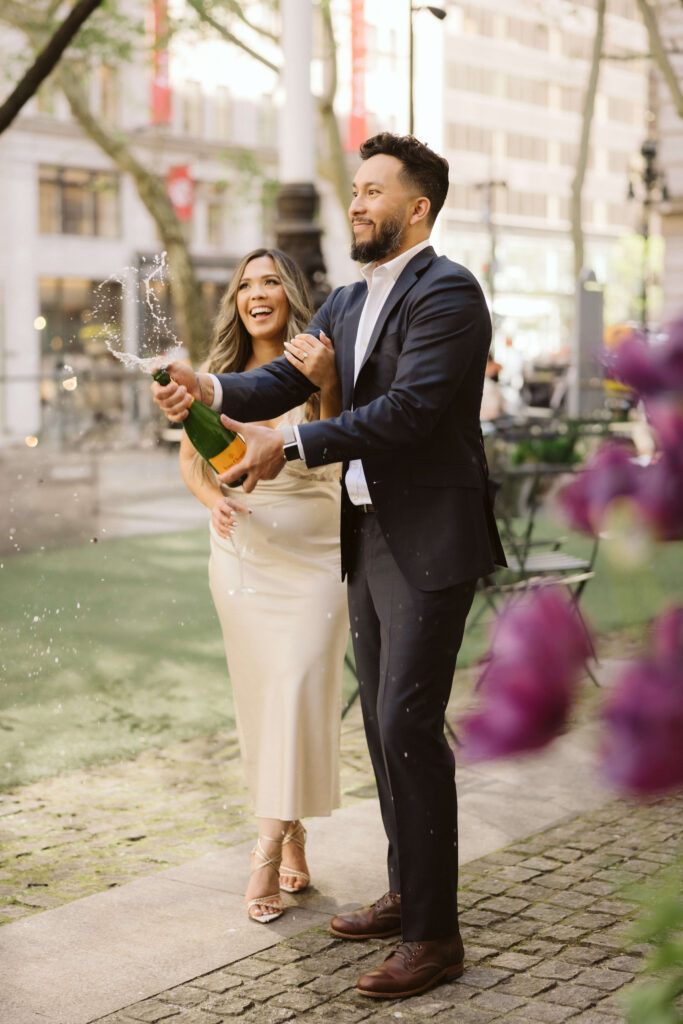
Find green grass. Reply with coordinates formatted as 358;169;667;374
458;510;683;668
1;518;681;791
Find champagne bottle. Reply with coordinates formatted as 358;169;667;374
153;367;246;486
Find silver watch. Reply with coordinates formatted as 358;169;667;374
281;424;301;462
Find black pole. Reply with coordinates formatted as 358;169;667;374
275;183;330;311
640;139;657;335
409;3;415;135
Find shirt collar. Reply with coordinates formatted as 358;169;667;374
360;238;432;289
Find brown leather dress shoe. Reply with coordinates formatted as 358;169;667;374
330;891;401;940
356;934;464;999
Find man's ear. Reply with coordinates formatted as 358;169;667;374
410;197;431;226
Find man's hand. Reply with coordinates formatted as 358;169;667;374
216;416;287;494
151;361;205;422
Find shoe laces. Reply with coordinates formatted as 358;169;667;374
376;891;400;910
391;940;423;965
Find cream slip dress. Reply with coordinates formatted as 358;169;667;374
208;406;349;821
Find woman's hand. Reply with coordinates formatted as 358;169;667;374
284;331;338;391
151;361;215;422
210;494;251;539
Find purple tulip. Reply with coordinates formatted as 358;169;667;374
459;661;575;759
637;452;683;542
600;610;683;795
459;588;591;761
605;315;683;395
653;605;683;664
645;399;683;469
488;585;592;674
558;443;643;536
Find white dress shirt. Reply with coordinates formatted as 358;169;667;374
209;238;432;505
344;239;432;505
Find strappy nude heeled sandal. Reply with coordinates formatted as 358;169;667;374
246;835;284;923
279;821;310;893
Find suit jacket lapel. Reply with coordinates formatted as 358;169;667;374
357;246;435;379
340;288;365;410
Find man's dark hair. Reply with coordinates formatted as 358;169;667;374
359;133;449;226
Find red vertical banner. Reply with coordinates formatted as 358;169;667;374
348;0;367;151
151;0;172;125
166;165;194;220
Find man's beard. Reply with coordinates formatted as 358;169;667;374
350;214;405;263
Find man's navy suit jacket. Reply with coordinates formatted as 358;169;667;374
216;245;506;591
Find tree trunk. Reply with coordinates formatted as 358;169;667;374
57;65;209;362
0;0;103;134
570;0;606;282
635;0;683;118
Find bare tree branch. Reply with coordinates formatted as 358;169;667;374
212;0;278;43
0;0;103;133
635;0;683;117
570;0;606;281
185;0;279;72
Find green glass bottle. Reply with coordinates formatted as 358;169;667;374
153;367;246;486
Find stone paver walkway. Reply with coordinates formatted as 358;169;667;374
87;794;682;1024
1;635;680;1024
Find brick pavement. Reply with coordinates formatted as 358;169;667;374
84;793;682;1024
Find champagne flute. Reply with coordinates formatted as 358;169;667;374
228;508;255;595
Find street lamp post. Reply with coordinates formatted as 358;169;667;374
627;138;669;334
409;4;447;135
474;178;507;344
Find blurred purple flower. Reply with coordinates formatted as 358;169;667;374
637;451;683;541
600;606;683;795
653;605;683;664
645;399;683;469
489;585;591;673
605;317;683;396
558;443;643;536
459;588;592;761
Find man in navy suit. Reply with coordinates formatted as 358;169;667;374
153;133;505;999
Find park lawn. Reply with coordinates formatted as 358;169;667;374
1;520;681;790
458;510;683;667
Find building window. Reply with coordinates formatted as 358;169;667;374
204;183;225;247
446;122;492;154
506;190;547;218
38;166;120;237
506;16;549;51
39;276;123;360
608;149;630;175
446;182;482;213
562;32;592;59
97;65;118;122
607;95;638;124
258;98;277;145
506;133;548;162
462;6;495;35
182;80;203;136
560;86;583;113
214;85;233;139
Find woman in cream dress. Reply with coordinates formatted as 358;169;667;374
179;249;348;923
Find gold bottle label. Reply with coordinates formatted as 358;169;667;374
209;435;246;473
